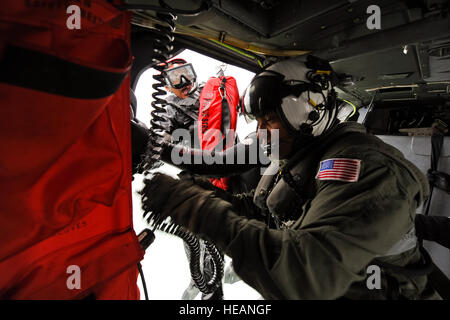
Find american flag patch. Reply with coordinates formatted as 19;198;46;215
316;158;361;182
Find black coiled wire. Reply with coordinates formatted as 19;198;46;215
139;8;224;296
142;11;176;172
157;222;224;295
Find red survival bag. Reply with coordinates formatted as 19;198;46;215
0;1;144;299
197;76;239;190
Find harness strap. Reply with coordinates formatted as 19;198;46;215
423;134;444;216
375;246;434;278
220;77;232;139
0;45;128;99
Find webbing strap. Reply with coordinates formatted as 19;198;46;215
0;45;128;99
423;134;444;216
220;77;231;135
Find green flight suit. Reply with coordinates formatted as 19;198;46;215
190;122;439;299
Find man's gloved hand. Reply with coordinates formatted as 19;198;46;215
178;171;234;201
141;173;230;233
178;172;262;220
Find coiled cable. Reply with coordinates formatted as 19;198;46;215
143;215;224;295
141;11;176;172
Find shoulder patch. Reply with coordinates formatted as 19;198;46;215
316;158;361;182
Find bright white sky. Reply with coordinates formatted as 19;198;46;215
132;49;261;300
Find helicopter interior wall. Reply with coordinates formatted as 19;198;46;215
331;39;450;106
362;100;450;135
331;47;422;103
377;134;450;278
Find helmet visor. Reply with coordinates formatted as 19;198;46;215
240;71;285;122
240;87;255;123
164;63;196;89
